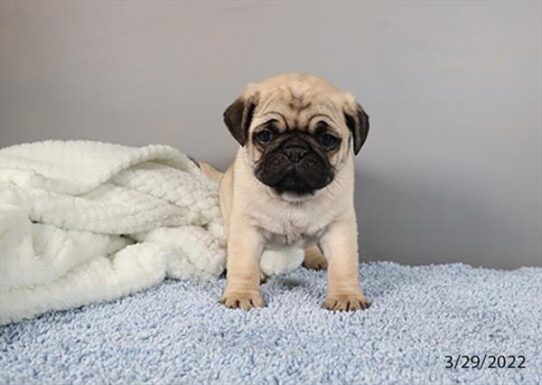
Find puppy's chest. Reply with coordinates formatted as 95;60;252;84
252;204;332;246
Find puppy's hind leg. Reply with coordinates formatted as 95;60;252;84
303;243;328;270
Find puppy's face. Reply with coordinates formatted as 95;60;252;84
224;74;369;197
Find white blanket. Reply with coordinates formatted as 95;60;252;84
0;141;302;324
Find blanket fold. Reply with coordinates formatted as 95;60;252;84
0;141;227;324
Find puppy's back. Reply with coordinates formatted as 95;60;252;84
199;161;223;184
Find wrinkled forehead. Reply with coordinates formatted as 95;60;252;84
251;86;348;132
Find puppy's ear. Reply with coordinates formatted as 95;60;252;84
223;96;257;146
344;103;370;155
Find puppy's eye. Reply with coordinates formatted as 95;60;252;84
319;133;339;149
255;129;273;144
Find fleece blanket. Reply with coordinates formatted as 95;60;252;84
0;141;301;325
0;262;540;385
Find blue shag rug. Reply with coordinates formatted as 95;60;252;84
1;262;541;385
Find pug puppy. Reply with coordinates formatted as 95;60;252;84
201;73;370;311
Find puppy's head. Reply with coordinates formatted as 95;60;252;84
224;73;369;197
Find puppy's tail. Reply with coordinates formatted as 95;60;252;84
198;161;224;184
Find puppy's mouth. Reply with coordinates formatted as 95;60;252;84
271;169;329;195
254;147;334;196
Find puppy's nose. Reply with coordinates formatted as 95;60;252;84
284;146;308;163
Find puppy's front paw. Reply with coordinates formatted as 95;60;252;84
323;292;371;311
220;291;266;310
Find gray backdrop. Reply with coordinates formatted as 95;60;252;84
1;1;541;268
